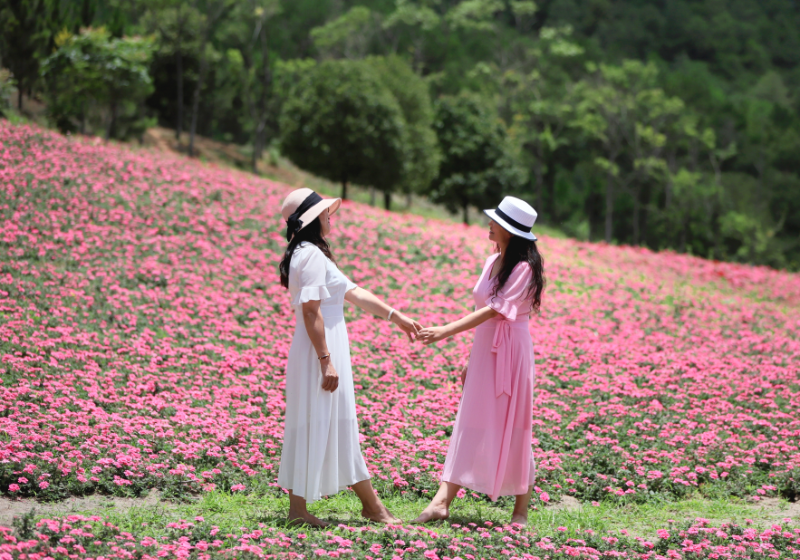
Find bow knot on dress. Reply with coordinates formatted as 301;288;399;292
491;320;514;398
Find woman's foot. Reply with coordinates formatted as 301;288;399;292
361;505;402;525
411;503;450;524
510;513;528;526
287;511;329;528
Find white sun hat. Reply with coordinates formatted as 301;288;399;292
280;188;341;241
484;196;538;241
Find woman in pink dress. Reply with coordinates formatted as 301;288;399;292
414;196;545;525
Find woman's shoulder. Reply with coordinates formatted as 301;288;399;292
510;259;532;279
291;242;328;264
485;253;501;266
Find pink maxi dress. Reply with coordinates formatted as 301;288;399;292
442;253;536;500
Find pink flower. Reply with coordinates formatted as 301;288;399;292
539;492;550;503
38;481;49;490
8;484;19;493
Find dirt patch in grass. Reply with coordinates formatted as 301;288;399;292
0;491;167;529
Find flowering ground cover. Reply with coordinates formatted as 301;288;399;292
0;121;799;558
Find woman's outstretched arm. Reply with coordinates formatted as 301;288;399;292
344;287;423;341
416;306;498;345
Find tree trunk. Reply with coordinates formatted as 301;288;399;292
534;140;544;213
341;179;348;200
605;172;613;243
679;218;687;253
369;187;376;206
176;49;183;141
17;86;23;111
463;203;469;225
632;187;640;245
252;117;266;173
188;48;210;158
383;191;391;210
535;161;544;215
106;98;117;142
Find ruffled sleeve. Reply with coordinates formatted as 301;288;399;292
485;261;532;321
344;277;357;292
291;245;331;306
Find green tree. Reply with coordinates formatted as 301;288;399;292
279;59;409;202
366;55;440;209
0;68;16;117
141;0;203;142
187;0;234;157
41;27;155;140
429;92;526;224
310;6;376;60
571;60;683;243
0;0;53;110
224;0;281;171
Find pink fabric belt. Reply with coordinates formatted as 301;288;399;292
488;317;529;398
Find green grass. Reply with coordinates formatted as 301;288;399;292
34;489;793;542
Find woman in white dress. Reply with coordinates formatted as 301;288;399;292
277;188;422;527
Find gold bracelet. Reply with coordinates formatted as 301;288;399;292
318;354;331;360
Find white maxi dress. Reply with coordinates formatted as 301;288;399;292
277;242;370;503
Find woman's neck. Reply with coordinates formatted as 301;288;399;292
498;242;508;261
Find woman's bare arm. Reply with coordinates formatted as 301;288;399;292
344;286;422;340
301;299;338;392
416;306;499;345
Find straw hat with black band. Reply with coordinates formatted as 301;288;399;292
483;196;538;241
281;188;342;242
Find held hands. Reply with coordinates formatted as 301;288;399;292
416;326;449;345
390;310;423;342
320;357;339;392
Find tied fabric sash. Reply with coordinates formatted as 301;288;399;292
286;192;323;241
491;321;513;397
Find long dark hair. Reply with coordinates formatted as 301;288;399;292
491;236;546;313
279;218;335;288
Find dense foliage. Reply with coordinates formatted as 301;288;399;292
40;27;155;139
1;0;799;269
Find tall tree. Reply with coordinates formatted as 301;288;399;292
0;0;52;110
40;27;155;140
142;0;202;142
188;0;233;158
227;0;281;172
429;92;526;224
366;55;440;209
571;60;682;244
279;59;409;202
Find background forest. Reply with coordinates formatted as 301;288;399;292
1;0;799;270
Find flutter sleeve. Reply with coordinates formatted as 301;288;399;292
485;262;532;321
292;245;331;306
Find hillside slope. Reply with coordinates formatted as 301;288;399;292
1;122;799;557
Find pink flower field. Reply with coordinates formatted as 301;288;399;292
1;121;799;558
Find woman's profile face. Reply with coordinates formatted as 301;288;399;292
320;208;331;237
488;219;511;245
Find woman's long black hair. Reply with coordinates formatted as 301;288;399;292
279;218;335;288
491;235;546;313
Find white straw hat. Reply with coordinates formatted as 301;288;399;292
281;188;341;241
484;196;538;241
